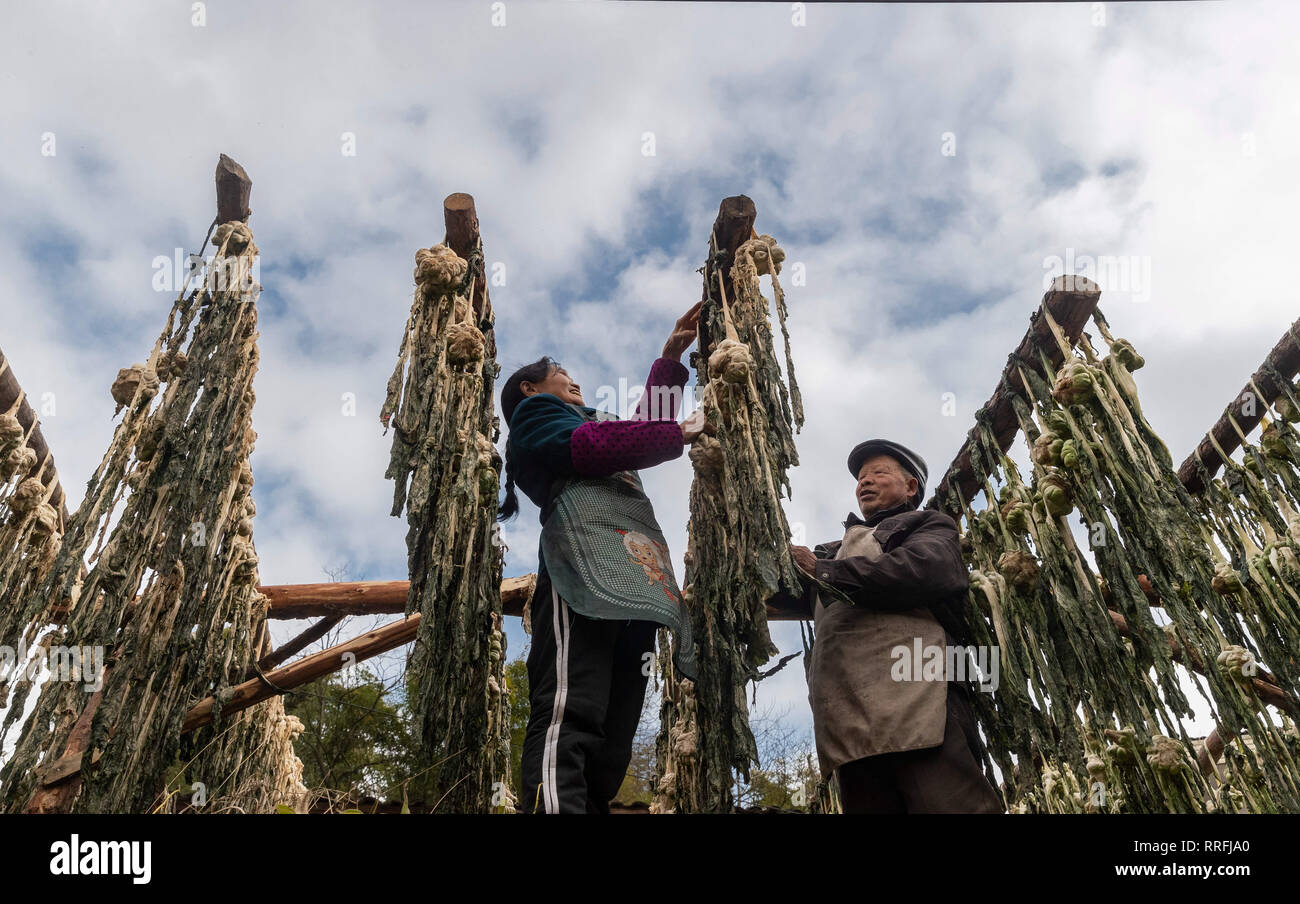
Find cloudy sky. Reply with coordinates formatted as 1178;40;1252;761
2;0;1296;749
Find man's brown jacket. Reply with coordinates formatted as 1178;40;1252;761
783;501;972;777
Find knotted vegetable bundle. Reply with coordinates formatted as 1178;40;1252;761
1;221;305;813
654;231;804;813
946;306;1300;813
382;240;511;814
0;378;65;644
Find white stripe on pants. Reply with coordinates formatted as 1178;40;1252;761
540;586;571;814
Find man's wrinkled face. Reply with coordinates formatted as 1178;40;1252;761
855;454;917;516
523;366;584;407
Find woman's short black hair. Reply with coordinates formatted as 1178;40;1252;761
498;356;560;521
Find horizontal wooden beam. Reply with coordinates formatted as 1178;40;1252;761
183;613;421;733
260;575;537;619
1177;316;1300;493
207;574;819;733
260;573;816;621
925;275;1102;518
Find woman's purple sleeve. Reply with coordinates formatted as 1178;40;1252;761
570;357;690;476
570;419;685;476
632;357;689;421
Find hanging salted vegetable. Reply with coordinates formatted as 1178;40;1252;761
943;304;1300;813
0;217;306;813
181;686;309;813
381;239;511;814
654;226;804;814
1182;363;1300;810
0;381;65;648
178;476;310;814
1190;371;1300;691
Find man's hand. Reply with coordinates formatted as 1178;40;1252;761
680;408;715;444
663;301;703;361
791;544;817;576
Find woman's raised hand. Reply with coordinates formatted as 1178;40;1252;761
662;301;703;361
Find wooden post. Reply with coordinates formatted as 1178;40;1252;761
925;275;1102;517
215;154;252;224
23;661;114;810
697;195;757;359
443;192;491;321
1177;316;1300;493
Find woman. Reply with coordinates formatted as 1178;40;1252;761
500;302;708;814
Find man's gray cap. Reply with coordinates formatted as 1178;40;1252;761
847;439;928;507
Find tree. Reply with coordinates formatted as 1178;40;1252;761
615;691;661;805
504;654;530;802
277;562;432;810
284;665;416;806
734;704;820;811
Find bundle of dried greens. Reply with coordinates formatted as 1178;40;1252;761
943;304;1300;814
381;239;511;814
0;219;302;813
177;688;309;813
0;383;65;645
654;225;804;814
177;496;309;815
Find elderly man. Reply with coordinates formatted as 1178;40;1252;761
783;439;1002;814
